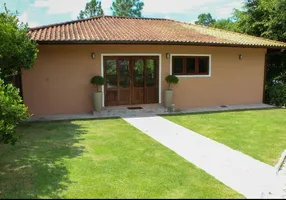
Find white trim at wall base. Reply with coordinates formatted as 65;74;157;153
100;53;162;107
169;54;212;78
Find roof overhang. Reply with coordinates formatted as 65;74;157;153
35;40;286;49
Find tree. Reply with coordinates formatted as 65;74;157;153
234;0;286;90
77;0;104;20
0;5;34;145
212;18;235;31
230;0;286;41
0;4;38;80
195;13;216;26
111;0;144;17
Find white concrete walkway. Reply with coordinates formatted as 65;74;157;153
268;151;286;198
122;114;277;198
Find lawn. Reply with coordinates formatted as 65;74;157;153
0;119;242;199
164;109;286;166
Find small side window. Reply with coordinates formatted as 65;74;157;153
173;57;184;74
186;58;196;74
172;56;210;76
198;57;209;74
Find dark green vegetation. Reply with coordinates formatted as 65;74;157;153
0;5;36;145
90;75;104;92
0;4;38;79
78;0;104;20
77;0;144;19
111;0;144;17
0;80;30;145
165;75;179;89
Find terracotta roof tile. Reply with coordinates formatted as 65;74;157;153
29;16;286;48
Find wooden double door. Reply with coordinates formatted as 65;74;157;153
104;56;159;106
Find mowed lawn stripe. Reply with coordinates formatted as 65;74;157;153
164;109;286;166
0;119;242;199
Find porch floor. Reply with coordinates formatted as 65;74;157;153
29;103;276;122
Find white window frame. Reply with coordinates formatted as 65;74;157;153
170;54;212;78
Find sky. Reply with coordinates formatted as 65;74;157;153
0;0;244;28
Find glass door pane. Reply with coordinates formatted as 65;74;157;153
146;59;156;87
145;58;159;104
118;59;131;105
106;60;117;89
131;59;144;105
133;59;144;87
105;59;118;106
119;60;130;88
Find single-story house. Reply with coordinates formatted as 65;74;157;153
23;15;286;116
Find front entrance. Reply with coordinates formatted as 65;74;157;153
104;56;159;106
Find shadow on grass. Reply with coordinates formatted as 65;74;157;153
159;107;280;117
0;121;86;199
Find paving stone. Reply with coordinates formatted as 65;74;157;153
29;103;276;122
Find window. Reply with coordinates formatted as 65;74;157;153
172;56;210;76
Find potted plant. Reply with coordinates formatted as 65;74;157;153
90;75;104;112
164;75;179;108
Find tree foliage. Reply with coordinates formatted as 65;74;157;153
78;0;104;20
194;12;238;31
0;79;30;145
0;4;38;79
267;83;286;107
111;0;144;17
234;0;286;97
212;18;235;31
0;5;33;145
195;13;216;26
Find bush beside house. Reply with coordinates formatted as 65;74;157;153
0;79;30;145
267;83;286;107
0;5;38;145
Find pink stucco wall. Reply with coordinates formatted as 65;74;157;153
22;44;266;116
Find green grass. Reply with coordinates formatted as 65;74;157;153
0;119;242;199
164;109;286;166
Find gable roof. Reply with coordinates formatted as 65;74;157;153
29;15;286;48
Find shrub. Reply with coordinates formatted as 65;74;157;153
268;83;286;107
165;75;179;89
90;76;104;92
0;79;30;145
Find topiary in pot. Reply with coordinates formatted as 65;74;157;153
91;76;104;92
90;76;104;112
164;75;179;108
165;75;179;90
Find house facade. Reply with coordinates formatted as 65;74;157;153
22;16;286;116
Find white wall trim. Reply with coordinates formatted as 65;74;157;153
169;54;212;78
101;53;162;107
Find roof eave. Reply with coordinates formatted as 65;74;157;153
35;40;286;49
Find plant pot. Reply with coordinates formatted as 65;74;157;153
164;89;173;108
93;92;102;112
